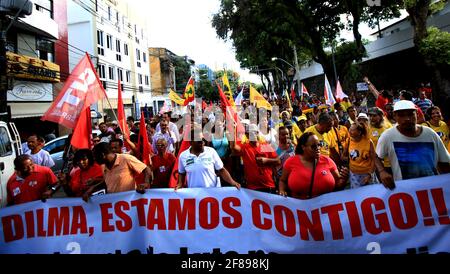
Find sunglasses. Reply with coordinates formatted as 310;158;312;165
308;144;322;150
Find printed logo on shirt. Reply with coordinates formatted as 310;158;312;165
186;157;195;166
28;180;37;187
350;149;360;160
372;131;379;137
159;166;166;173
13;187;21;196
321;170;328;176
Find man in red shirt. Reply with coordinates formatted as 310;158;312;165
7;155;58;206
364;76;392;112
231;124;281;193
151;138;176;188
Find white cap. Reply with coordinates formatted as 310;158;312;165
394;100;417;112
357;113;369;120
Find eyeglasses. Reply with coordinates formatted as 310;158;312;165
156;144;166;147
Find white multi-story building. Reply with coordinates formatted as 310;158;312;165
67;0;151;121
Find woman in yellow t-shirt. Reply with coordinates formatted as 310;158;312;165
423;106;449;150
345;122;377;189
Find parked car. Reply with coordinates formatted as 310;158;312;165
42;130;100;174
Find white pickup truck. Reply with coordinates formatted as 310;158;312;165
0;121;22;208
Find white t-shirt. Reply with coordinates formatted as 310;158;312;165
376;126;450;181
178;146;224;188
156;121;180;142
26;149;55;168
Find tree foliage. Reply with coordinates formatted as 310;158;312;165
212;0;402;92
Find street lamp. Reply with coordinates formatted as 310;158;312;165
271;57;295;69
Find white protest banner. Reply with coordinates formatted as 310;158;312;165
1;174;449;254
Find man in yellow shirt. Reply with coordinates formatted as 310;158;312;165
303;112;341;165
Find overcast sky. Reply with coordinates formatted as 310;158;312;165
132;0;261;83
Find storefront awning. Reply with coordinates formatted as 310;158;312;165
9;102;52;119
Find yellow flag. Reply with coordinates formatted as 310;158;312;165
222;72;235;106
169;89;186;106
250;85;272;111
284;90;292;111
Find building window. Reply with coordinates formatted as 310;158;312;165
35;0;53;19
117;68;123;81
134;24;137;35
106;34;113;50
143;53;147;63
108;66;115;80
124;43;128;56
145;75;149;86
36;37;54;62
138;74;142;85
97;31;104;55
126;70;131;83
97;64;106;79
116;39;121;53
136;49;141;67
108;6;111;21
95;0;98;12
116;11;119;24
116;54;121;62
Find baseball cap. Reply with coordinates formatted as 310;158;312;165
357;113;369;120
298;115;307;121
393;100;417;112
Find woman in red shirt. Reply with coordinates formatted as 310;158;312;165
279;132;349;199
59;149;104;201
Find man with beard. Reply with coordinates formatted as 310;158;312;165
375;100;450;189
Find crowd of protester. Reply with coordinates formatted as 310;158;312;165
5;77;450;206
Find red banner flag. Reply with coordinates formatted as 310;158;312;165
168;129;191;188
136;111;152;165
117;79;130;139
41;53;106;129
217;82;245;142
290;83;296;101
71;107;92;149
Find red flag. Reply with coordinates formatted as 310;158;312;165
217;82;245;142
42;53;106;129
290;84;296;101
202;100;207;110
168;129;191;188
301;83;310;96
117;80;130;139
71;107;92;149
136;111;153;165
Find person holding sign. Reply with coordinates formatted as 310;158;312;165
7;155;58;206
93;142;152;193
175;128;240;190
58;149;104;201
279;132;349;199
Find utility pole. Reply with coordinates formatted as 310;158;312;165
0;17;8;121
292;45;301;100
331;42;338;89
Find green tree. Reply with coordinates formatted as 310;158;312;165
197;68;216;101
212;0;401;91
172;56;193;93
403;0;450;104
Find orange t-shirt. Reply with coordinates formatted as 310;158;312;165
103;154;147;193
